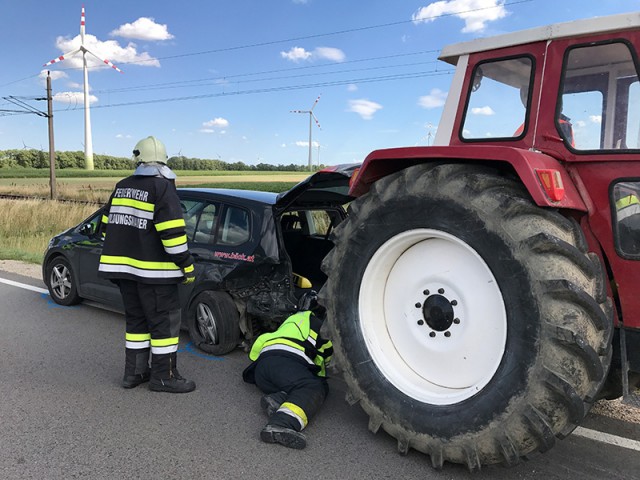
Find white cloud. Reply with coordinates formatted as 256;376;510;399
471;106;495;115
281;46;346;62
347;84;358;92
589;115;602;124
575;120;587;128
281;47;312;62
412;0;508;33
52;34;160;69
203;117;230;129
418;88;447;109
39;70;68;82
314;47;346;62
199;128;215;134
53;91;98;105
110;17;174;41
296;141;320;148
347;99;383;120
115;134;132;139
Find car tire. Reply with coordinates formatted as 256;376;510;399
188;290;240;355
45;256;82;306
320;163;613;469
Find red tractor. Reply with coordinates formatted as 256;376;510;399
320;12;640;470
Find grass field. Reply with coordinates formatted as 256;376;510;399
0;169;308;263
0;171;306;203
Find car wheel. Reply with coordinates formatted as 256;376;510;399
188;290;240;355
45;256;82;306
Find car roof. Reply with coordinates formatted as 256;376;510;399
178;187;278;205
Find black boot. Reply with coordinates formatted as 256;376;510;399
122;348;150;389
149;352;196;393
260;391;287;417
260;424;306;449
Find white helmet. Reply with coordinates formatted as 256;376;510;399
132;136;168;164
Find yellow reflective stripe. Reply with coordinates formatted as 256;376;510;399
100;255;180;271
263;338;306;353
183;264;194;273
310;330;318;340
616;195;640;210
280;402;308;427
112;197;154;212
126;332;151;341
156;219;186;231
150;337;179;347
101;215;109;224
162;235;187;247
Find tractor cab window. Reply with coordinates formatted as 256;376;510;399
560;41;640;151
613;181;640;258
462;56;533;140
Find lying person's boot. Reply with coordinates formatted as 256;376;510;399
260;391;287;416
260;424;306;449
122;371;150;389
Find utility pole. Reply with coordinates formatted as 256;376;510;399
46;71;57;200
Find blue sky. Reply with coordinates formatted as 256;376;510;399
0;0;638;167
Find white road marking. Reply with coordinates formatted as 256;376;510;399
573;427;640;452
0;277;48;294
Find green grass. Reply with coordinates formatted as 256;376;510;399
186;181;298;192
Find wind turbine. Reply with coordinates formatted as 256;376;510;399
291;95;322;171
43;5;123;170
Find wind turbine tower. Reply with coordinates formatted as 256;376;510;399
43;6;123;170
291;95;322;171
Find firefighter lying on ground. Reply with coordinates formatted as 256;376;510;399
242;291;333;449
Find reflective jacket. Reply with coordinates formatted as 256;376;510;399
248;311;333;377
98;174;194;284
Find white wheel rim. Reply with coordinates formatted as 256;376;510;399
359;229;507;405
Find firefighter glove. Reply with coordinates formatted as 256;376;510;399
182;264;195;285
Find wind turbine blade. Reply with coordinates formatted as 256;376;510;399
312;112;321;130
290;110;308;114
85;49;124;73
43;48;82;67
310;94;322;111
80;5;86;44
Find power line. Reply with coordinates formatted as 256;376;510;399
52;69;454;112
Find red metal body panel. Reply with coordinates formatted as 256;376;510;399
571;162;640;329
350;145;587;211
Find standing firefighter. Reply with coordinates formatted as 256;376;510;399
242;292;333;449
98;136;196;393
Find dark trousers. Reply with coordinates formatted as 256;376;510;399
254;354;328;431
118;280;182;379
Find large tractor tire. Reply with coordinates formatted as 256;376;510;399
320;163;612;470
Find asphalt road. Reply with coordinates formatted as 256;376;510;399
1;271;639;480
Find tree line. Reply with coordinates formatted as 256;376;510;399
0;149;320;171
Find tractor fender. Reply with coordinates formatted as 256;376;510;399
350;145;587;211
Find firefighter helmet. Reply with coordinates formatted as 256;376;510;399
132;136;168;165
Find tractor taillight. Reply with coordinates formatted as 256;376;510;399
349;167;361;189
536;168;565;202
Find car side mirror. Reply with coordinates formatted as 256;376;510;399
79;223;95;236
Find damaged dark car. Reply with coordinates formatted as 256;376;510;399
43;164;358;355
